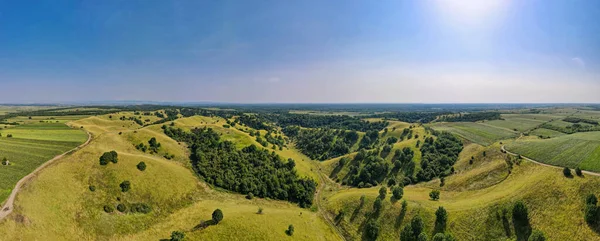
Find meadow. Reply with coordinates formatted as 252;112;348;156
430;122;517;146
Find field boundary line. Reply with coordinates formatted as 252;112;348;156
502;145;600;177
0;129;92;221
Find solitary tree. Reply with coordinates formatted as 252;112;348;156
430;190;441;201
120;181;131;192
364;219;379;241
563;167;571;177
575;167;583;177
393;186;404;200
435;206;448;233
136;161;146;171
286;224;295;236
411;215;424;237
212;209;224;224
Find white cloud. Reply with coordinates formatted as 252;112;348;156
267;77;281;83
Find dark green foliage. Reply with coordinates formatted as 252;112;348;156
378;186;387;200
103;205;114;213
135;143;148;152
563;117;599;125
99;151;118;165
417;233;428;241
359;130;380;149
512;201;532;241
270;113;387;132
170;231;185;241
528;230;546;241
148;137;161;153
89;185;96;192
237;114;273;131
364;219;379;241
586;194;598;206
164;126;316;207
585;204;598;225
334;210;345;224
116;203;127;213
373;197;383;216
387;136;398;144
440;112;501;122
411;215;424;237
212;209;224;224
563;167;571;177
400;223;414;241
417;132;463;182
246;192;254;200
286;224;295;236
130;203;152;214
283;126;359;160
137;161;146;171
347;150;389;187
392;186;404;200
435;206;448;233
387;178;397;187
120;181;131;192
430;190;440;200
371;112;443;123
576;167;583;176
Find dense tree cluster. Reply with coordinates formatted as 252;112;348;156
237;114;273;131
416;132;463;182
563;117;599;125
284;126;359;160
370;112;444;123
99;151;118;165
540;122;600;134
164;126;317;207
439;112;501;122
359;130;380;149
345;150;389;187
269;113;387;132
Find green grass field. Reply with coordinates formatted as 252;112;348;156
430;122;517;146
505;131;600;171
0;122;87;203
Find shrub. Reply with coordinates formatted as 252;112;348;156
440;177;445;187
286;224;295;236
586;194;598;206
563;167;571;177
392;186;404;200
170;231;185;241
120;181;131;192
529;230;546;241
6;134;12;138
246;192;254;200
257;207;263;214
400;223;414;241
130;203;152;214
417;232;428;241
116;203;127;213
435;206;448;233
137;162;146;171
411;215;424;236
212;209;224;224
103;205;114;213
387;178;397;187
89;185;96;192
585;204;598;225
576;167;583;176
430;190;440;201
99;151;118;165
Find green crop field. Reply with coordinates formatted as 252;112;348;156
0;122;87;202
430;122;517;145
506;131;600;171
529;128;566;138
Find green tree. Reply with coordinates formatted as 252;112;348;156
119;181;131;192
364;219;379;241
585;204;598;225
116;203;127;213
435;206;448;233
411;215;424;237
512;201;532;240
212;209;224;224
586;194;598;206
400;223;413;241
170;231;185;241
417;232;428;241
575;167;583;176
103;205;114;213
430;189;440;201
286;224;295;236
393;186;404;200
528;230;546;241
379;186;387;200
563;167;571;177
136;161;146;171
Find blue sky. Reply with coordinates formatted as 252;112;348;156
0;0;599;103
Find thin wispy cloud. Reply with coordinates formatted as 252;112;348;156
571;57;586;69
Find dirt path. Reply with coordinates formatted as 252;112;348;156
314;164;347;241
0;130;92;221
501;145;600;177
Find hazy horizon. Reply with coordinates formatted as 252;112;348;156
1;0;599;103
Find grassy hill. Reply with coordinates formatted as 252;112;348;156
0;114;336;240
505;131;600;171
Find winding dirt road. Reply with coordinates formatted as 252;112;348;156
501;145;600;177
0;130;92;221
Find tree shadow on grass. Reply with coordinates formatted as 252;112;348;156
394;204;407;230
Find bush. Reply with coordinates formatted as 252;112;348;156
411;215;424;237
246;192;254;200
430;190;440;201
257;207;263;214
170;231;185;241
116;203;127;213
130;203;152;214
392;186;404;200
563;167;571;177
103;205;114;213
529;229;546;241
137;162;146;171
212;209;224;224
586;194;598;206
89;185;96;192
99;151;118;165
418;232;428;241
400;223;414;241
585;204;598;225
120;181;131;192
576;167;583;176
286;224;295;236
